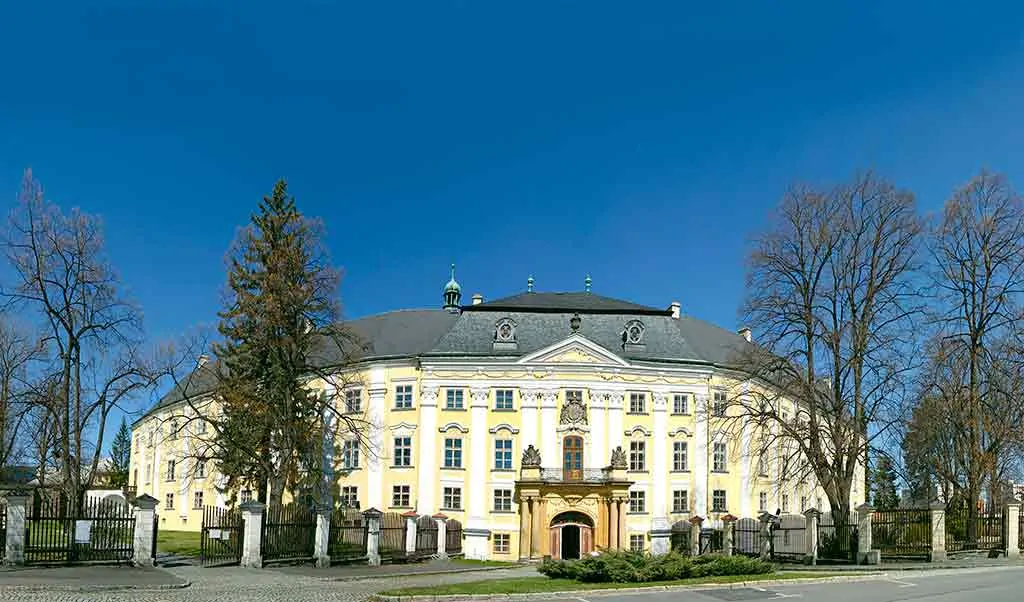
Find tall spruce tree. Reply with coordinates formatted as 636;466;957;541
871;454;901;510
212;179;352;505
107;418;132;489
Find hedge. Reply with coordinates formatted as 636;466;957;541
538;551;774;583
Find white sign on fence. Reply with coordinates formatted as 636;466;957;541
74;520;93;544
209;529;222;540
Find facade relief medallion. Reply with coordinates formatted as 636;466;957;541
559;390;588;426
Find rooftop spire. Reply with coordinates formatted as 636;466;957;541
585;274;592;293
443;263;462;313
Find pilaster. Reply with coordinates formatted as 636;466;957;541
588;390;608;474
467;388;490;530
366;368;388;510
520;389;540;452
693;393;709;517
540;390;558;468
607;391;624;454
416;386;439;515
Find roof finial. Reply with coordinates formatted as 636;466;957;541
527;275;534;293
585;274;592;293
450;263;456;280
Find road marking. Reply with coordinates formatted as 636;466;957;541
772;593;802;599
885;578;917;588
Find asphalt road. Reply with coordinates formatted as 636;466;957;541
530;566;1024;602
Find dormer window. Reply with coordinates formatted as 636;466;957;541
623;320;646;351
493;317;518;351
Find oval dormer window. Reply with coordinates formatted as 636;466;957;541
624;320;645;345
495;318;517;343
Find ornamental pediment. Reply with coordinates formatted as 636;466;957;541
517;334;629;367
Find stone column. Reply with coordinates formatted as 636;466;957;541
314;505;332;568
856;504;878;565
758;511;775;561
4;490;31;566
530;499;543;557
1005;503;1021;559
363;508;382;566
519;498;531;559
609;498;620;550
240;501;266;568
130;494;159;567
617;496;627;553
930;502;946;562
434;513;448;558
689;515;704;556
803;508;820;566
403;511;418;556
722;513;737;557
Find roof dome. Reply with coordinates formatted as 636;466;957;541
444;263;461;294
442;264;462;312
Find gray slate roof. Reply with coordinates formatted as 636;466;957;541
470;292;668;315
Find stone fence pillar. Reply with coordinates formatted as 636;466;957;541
722;514;736;557
3;490;30;566
689;515;703;556
314;505;331;568
403;511;418;556
856;504;878;565
363;508;382;566
240;501;266;568
803;508;820;565
1004;503;1020;559
434;513;448;558
758;512;776;561
930;502;946;562
130;494;159;567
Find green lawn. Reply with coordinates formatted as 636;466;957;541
157;530;202;556
380;572;867;596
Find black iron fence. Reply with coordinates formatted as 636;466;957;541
25;494;135;564
445;519;463;555
733;518;760;557
700;528;723;554
670;520;692;554
817;511;858;563
0;500;6;561
872;509;931;560
328;508;367;563
771;514;806;562
945;508;1004;554
379;512;408;559
261;503;316;563
200;505;244;567
1019;510;1023;552
415;515;438;556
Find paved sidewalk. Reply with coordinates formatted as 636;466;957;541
270;561;530;581
0;565;188;590
794;556;1024;571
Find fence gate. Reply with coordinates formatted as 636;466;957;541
817;511;857;563
261;503;316;564
200;506;243;567
699;528;723;554
670;520;691;555
328;508;367;563
770;514;807;562
25;494;135;565
378;512;408;560
733;518;760;557
871;509;930;560
415;515;438;556
445;519;463;555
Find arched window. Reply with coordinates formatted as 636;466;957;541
563;435;584;481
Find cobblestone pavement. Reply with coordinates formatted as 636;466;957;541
0;564;539;602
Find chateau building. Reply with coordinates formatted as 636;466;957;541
129;270;864;561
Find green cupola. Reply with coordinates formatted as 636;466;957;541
443;263;462;312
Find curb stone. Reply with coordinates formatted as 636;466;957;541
317;565;519;582
0;580;191;592
370;573;894;602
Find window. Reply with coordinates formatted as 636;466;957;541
165;459;176;481
781;494;790;513
672;490;689;513
494;439;513;470
629;490;646;513
816;496;822;511
713;442;727;472
758;454;769;476
759;491;768;512
169;420;178;440
629;392;646;414
444;438;463;468
395;384;414;409
135;437;140;452
392;485;411;508
443;486;462;510
493;533;510;554
195;461;206;479
196;419;207;434
393;437;412;467
147;431;155;447
340;486;359;509
495;389;514;410
672;441;688;471
241;489;252;504
145;464;152;484
629;440;646;471
165;493;174;509
493;489;513;512
712;391;727;417
342;440;360;469
712;490;727;512
630;534;645;552
132;469;137;486
345;388;362;413
193;490;204;509
800;496;808;512
672;393;689;414
446;389;464;410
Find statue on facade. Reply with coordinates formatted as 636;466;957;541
609;445;628;470
522;444;542;468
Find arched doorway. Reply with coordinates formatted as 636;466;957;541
550;511;594;560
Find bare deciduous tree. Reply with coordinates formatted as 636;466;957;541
0;314;43;474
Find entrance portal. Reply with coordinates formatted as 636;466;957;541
550;511;594;560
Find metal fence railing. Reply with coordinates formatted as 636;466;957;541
200;505;243;567
817;511;857;563
414;515;437;556
733;518;760;557
328;508;366;563
771;514;806;561
261;503;316;563
25;494;135;564
378;512;407;559
872;509;931;560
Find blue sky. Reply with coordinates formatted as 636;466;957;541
2;2;1023;422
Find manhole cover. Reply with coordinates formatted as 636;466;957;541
701;588;777;601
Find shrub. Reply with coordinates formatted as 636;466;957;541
538;551;772;584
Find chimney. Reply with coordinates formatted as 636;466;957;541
197;354;210;368
737;327;752;343
472;293;483;305
670;301;681;319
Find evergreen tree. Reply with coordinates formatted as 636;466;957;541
871;454;901;510
107;418;132;489
212;180;355;506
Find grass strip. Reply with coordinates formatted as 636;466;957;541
156;530;202;556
